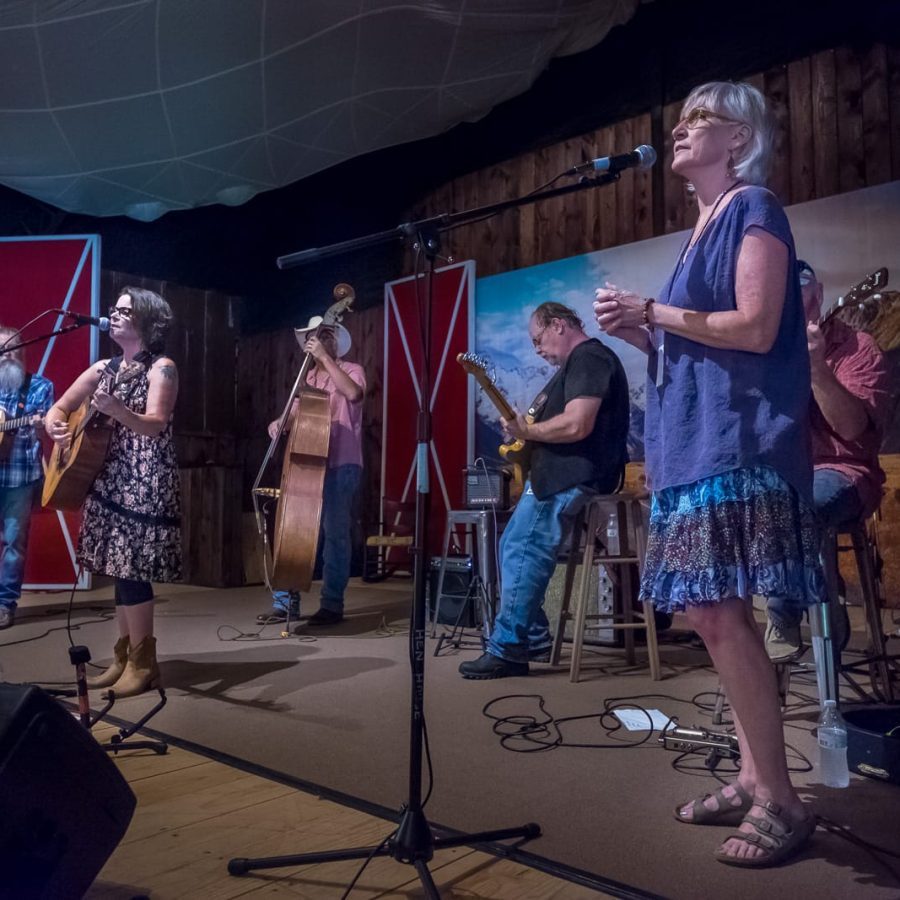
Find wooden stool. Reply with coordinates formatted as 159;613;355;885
825;518;896;703
777;516;897;707
363;498;414;581
550;493;661;682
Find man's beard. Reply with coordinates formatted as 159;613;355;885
0;358;25;393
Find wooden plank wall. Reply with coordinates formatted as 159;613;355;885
100;40;900;589
407;43;900;276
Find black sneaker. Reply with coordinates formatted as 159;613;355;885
459;653;528;680
529;649;551;663
305;608;344;626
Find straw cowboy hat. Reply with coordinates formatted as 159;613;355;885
295;315;351;358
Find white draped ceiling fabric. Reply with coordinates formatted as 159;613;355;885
0;0;637;221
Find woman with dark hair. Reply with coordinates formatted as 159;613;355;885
46;287;181;697
594;81;822;867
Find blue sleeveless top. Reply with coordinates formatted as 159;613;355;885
643;186;813;502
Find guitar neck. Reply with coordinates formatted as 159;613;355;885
0;415;36;432
472;373;517;421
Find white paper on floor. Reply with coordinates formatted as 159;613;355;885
612;708;675;731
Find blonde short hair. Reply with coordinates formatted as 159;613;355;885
682;81;774;186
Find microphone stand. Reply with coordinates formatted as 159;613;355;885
0;321;93;356
227;171;621;895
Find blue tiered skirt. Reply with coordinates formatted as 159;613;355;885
639;466;825;613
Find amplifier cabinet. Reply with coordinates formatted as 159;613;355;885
463;465;511;509
428;555;476;626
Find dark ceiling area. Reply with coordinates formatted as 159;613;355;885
1;0;898;333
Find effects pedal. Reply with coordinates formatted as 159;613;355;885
660;724;740;760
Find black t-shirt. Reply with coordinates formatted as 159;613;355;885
529;338;630;500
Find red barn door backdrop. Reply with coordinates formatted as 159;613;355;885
0;235;101;590
382;262;474;555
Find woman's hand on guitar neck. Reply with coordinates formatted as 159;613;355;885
91;388;126;420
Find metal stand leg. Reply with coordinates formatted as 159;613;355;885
434;575;491;656
812;530;841;709
66;644;168;754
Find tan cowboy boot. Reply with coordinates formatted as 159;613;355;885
104;636;161;699
86;635;130;689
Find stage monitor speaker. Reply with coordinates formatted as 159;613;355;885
428;556;476;626
0;683;137;899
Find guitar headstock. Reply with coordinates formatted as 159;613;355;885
322;283;355;326
456;352;493;380
98;359;144;384
823;267;889;324
118;360;146;382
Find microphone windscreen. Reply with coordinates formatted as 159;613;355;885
635;145;657;169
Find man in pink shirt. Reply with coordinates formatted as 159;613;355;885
766;260;890;660
258;319;366;627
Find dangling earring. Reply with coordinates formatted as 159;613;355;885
726;152;736;180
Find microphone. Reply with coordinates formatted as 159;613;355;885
56;309;110;332
570;144;657;176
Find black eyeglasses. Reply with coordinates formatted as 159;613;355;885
108;306;134;319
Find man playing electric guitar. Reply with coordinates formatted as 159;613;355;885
459;301;630;679
765;260;891;661
0;325;54;629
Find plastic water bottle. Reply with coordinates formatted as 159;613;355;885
605;512;620;556
817;699;850;788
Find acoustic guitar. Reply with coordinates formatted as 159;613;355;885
252;284;355;592
42;361;144;511
456;352;535;499
0;410;43;460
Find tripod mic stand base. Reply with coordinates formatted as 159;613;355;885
227;812;541;897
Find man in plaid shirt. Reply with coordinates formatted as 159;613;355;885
0;326;55;629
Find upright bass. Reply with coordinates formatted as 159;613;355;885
252;284;355;591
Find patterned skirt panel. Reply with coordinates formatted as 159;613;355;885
639;466;825;613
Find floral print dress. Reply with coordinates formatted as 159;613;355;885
77;356;182;582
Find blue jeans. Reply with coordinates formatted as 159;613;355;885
767;468;861;628
272;464;361;615
487;481;593;663
0;481;38;609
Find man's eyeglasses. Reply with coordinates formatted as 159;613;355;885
108;306;134;319
676;107;741;131
797;260;816;287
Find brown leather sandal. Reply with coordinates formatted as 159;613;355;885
714;800;816;868
673;782;753;826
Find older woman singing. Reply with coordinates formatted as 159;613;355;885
594;82;822;868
